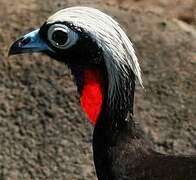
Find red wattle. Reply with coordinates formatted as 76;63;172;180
80;69;104;125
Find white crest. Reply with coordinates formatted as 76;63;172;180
47;7;143;100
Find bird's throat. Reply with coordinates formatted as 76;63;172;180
80;69;104;125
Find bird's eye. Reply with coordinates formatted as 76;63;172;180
48;24;78;49
52;30;68;46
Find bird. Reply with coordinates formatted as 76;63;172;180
9;6;196;180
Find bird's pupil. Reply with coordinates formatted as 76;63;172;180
52;30;68;46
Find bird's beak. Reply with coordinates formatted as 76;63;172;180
8;29;50;56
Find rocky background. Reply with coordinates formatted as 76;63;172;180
0;0;195;179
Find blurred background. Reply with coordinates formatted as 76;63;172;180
0;0;195;179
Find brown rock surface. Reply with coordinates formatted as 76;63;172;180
0;0;195;179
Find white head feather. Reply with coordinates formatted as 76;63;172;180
47;7;142;102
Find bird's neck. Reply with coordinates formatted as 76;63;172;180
71;66;151;179
71;65;135;127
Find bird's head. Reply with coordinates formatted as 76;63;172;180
9;7;105;67
9;7;142;125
